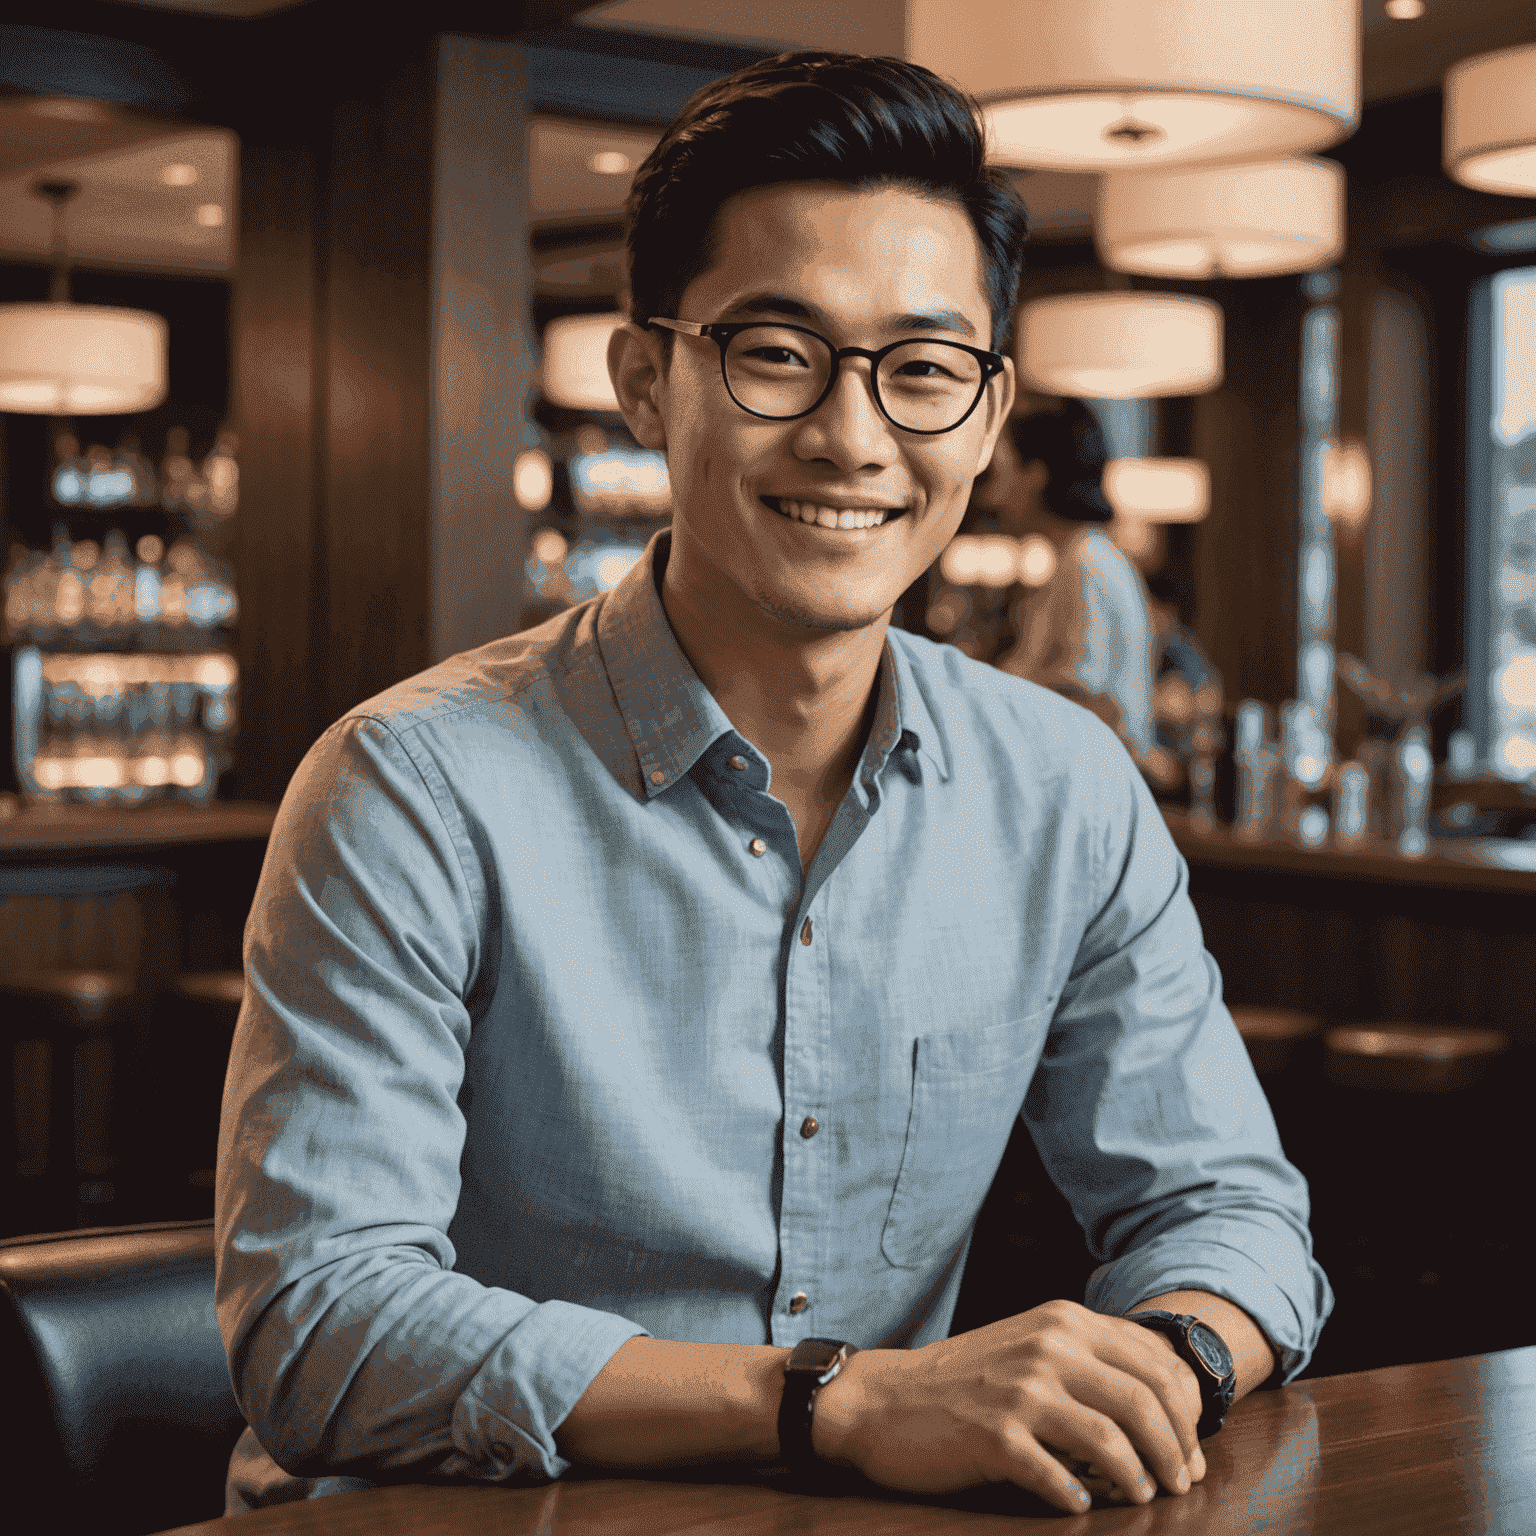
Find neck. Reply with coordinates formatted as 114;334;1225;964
659;533;888;821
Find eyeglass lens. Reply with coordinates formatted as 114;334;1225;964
722;326;985;432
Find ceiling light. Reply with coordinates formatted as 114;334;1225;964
587;151;632;176
1017;293;1223;398
1384;0;1424;18
1445;43;1536;196
196;204;225;227
161;164;199;186
0;182;167;416
541;313;624;411
1104;458;1211;521
1098;157;1345;278
908;0;1359;171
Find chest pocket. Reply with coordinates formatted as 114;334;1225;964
880;1008;1051;1271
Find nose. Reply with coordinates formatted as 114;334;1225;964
790;355;900;473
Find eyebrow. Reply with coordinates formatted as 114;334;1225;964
720;292;980;341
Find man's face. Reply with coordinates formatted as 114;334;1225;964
643;181;1013;634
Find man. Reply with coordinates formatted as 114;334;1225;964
217;52;1330;1519
975;399;1156;761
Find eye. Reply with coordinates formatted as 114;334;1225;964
743;345;811;369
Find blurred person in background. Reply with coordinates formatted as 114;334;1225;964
971;399;1154;762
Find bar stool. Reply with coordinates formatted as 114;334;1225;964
1228;1006;1322;1170
0;862;175;1236
144;970;245;1214
1;971;139;1231
1310;1021;1511;1375
1230;1006;1323;1078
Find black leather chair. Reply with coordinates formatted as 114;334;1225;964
0;1218;246;1536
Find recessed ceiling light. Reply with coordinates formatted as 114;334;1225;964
1384;0;1424;18
196;204;225;227
162;164;199;187
587;151;631;176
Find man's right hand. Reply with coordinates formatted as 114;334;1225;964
810;1299;1206;1514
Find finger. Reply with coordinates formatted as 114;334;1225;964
1071;1366;1193;1497
1096;1326;1203;1461
995;1427;1097;1515
1030;1400;1160;1507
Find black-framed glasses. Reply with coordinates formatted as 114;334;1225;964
646;318;1006;436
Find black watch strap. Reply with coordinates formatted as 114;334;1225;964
1126;1310;1237;1439
778;1337;858;1475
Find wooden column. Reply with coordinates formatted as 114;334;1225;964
230;29;536;802
430;36;537;665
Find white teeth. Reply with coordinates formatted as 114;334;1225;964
773;499;893;529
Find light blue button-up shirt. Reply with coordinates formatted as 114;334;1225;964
216;530;1331;1510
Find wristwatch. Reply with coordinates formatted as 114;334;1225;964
1126;1310;1237;1440
778;1337;859;1476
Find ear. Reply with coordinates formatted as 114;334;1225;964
974;356;1016;473
608;322;668;450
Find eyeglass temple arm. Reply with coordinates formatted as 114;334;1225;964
645;318;708;337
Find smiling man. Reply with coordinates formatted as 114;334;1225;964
216;52;1331;1520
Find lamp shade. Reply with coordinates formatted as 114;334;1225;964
1104;458;1211;521
1444;43;1536;197
1018;293;1223;397
908;0;1359;171
542;312;624;411
0;303;167;414
1098;158;1344;278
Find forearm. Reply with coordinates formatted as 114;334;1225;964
556;1337;791;1469
1128;1289;1277;1401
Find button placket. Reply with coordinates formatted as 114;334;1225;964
775;884;832;1345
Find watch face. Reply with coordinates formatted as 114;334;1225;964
788;1337;847;1375
1188;1321;1233;1379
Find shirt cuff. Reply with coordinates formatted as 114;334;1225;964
1083;1236;1326;1385
447;1300;650;1481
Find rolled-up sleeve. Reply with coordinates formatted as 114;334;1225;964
1023;739;1333;1382
215;716;647;1487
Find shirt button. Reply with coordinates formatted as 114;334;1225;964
800;917;813;945
800;1116;820;1139
750;837;767;857
649;769;665;786
728;754;747;771
789;1292;809;1314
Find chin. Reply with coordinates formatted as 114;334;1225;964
750;586;893;635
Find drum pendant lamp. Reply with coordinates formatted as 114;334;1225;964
907;0;1360;171
0;182;168;415
1103;458;1211;522
1444;43;1536;197
1018;292;1223;398
1098;158;1345;278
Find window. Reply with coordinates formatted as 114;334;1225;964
1468;266;1536;778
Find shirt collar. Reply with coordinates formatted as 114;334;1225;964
868;630;952;790
596;530;738;800
596;528;950;799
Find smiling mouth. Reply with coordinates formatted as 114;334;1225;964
763;497;907;530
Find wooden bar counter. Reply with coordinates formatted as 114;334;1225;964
156;1349;1536;1536
1163;811;1536;1042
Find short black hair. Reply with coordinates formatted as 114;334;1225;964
1007;400;1113;524
624;51;1030;353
